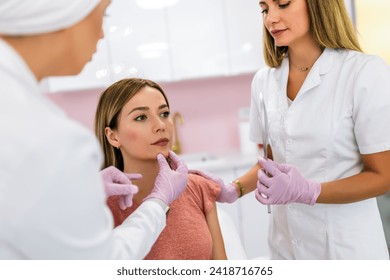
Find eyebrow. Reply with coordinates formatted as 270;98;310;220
259;0;277;5
128;104;168;115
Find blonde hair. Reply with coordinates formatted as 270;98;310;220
263;0;362;68
94;78;169;170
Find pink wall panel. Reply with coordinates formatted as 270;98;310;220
46;73;254;154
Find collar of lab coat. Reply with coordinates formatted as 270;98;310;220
0;38;65;115
272;48;335;100
273;48;334;81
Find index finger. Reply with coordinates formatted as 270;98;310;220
124;173;143;181
169;151;188;174
258;157;281;177
156;153;170;169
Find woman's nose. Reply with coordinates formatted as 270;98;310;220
153;117;166;132
265;7;280;26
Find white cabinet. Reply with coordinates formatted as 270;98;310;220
166;0;229;80
41;0;357;93
344;0;356;24
234;166;270;260
105;0;172;82
224;0;264;75
42;0;265;93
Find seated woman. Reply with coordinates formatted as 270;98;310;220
94;78;227;260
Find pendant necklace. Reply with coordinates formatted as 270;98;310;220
290;61;310;72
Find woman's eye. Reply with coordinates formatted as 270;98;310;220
279;1;290;9
161;111;170;118
134;115;147;121
261;9;268;14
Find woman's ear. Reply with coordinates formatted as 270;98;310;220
105;127;121;149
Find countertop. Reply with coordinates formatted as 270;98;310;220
180;151;260;172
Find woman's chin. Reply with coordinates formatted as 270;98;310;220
152;149;169;158
161;150;170;158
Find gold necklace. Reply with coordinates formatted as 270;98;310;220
290;61;310;72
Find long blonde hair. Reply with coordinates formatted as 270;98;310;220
263;0;362;68
94;78;169;170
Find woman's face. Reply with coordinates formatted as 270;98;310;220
260;0;311;48
111;86;173;163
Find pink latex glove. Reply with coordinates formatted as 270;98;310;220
189;169;239;203
144;151;188;205
100;166;141;210
255;158;321;205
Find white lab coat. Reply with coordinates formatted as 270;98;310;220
249;48;390;259
0;39;165;259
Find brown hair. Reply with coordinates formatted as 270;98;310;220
94;78;169;170
263;0;362;67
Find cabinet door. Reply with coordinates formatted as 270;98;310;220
344;0;356;24
213;169;247;259
105;0;172;82
224;0;265;75
234;166;270;260
166;0;229;80
41;38;111;93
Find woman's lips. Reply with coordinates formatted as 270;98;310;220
270;29;286;37
151;138;169;146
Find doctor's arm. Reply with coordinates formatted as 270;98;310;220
315;59;390;204
189;162;261;203
317;150;390;204
316;56;390;203
256;151;390;205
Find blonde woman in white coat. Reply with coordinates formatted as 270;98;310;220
0;0;187;259
194;0;390;259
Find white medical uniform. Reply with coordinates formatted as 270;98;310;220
249;48;390;259
0;39;165;259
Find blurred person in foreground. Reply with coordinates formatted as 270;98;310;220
0;0;188;259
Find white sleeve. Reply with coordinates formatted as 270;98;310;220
111;201;166;260
10;120;165;259
353;56;390;154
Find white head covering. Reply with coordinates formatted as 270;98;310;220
0;0;101;35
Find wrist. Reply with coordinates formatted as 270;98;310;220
232;180;244;198
307;181;321;205
145;198;170;215
314;182;322;203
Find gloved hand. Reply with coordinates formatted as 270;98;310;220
255;158;321;205
144;151;188;205
189;169;239;203
100;166;141;210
